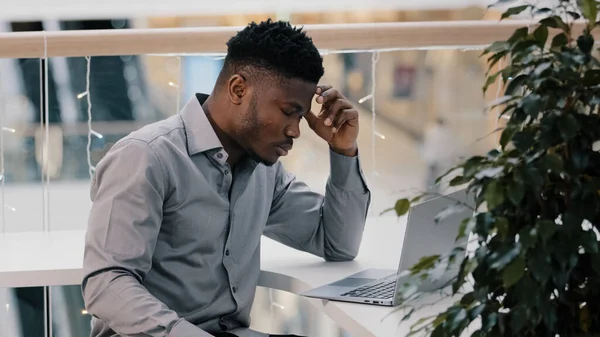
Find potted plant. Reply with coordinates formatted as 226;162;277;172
390;1;600;335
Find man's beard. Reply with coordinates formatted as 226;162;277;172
236;95;277;167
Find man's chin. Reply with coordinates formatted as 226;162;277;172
247;150;278;167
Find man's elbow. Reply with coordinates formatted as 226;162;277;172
323;245;359;262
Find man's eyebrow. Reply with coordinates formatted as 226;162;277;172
283;101;307;113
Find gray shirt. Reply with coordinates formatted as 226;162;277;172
82;94;371;337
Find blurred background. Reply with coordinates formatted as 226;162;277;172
0;0;510;336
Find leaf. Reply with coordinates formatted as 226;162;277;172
490;243;521;269
435;204;468;224
512;130;534;153
581;0;598;28
533;62;552;77
521;94;542;118
551;33;568;51
500;126;517;149
501;5;530;20
510;306;528;332
475;166;504;179
449;308;468;332
495;217;509;241
558;114;579;141
394;198;410;216
470;304;486;320
450;175;471;186
457;217;476;240
483;71;501;93
488;95;516;108
409;255;441;274
537;219;556;243
533;25;548;47
460;292;475;306
539;16;568;30
518;227;538;248
567;11;581;20
502;256;525;287
507;179;525;205
485;180;505;209
505;74;528;96
583;69;600;86
543;153;564;172
578;34;595;54
482;41;510;56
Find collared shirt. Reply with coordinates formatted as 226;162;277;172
82;94;371;337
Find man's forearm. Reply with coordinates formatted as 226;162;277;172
83;270;212;337
321;149;371;261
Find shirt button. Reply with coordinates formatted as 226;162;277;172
232;286;237;293
216;152;223;159
225;249;230;256
224;170;229;175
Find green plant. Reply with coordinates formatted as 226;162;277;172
391;1;600;336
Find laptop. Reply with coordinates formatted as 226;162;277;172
300;188;475;307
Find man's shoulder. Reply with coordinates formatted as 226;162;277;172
113;115;185;153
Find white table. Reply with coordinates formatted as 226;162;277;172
0;216;459;337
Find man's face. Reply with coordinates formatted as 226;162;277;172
234;78;316;166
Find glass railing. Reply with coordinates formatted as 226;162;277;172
0;19;560;337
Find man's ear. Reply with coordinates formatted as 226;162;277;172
227;74;247;105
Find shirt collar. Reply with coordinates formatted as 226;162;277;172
179;93;229;163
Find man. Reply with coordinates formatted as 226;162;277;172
82;19;370;337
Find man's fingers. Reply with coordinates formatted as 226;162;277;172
303;110;319;129
333;109;358;132
316;84;333;95
323;99;351;127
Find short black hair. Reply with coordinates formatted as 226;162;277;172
219;19;324;86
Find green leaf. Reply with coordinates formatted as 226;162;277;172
469;304;486;320
551;33;568;51
577;34;595;54
482;41;509;56
485;180;505;209
537;219;557;243
533;25;548;47
460;292;475;306
543;153;564;172
558;114;579;141
508;27;529;45
500;125;516;149
457;217;476;240
539;16;568;30
409;255;441;274
583;69;600;86
512;130;534;153
501;5;530;20
510;306;528;332
448;307;468;332
449;175;471;186
518;227;538;248
394;198;411;216
503;256;525;287
483;71;501;93
505;74;528;96
533;62;552;77
521;94;542;118
495;217;509;240
507;179;525;205
490;243;521;269
581;0;598;28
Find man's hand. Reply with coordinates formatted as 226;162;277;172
304;85;359;157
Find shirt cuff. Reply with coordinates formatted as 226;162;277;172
329;148;368;191
169;318;213;337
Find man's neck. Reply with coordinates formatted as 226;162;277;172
201;97;245;166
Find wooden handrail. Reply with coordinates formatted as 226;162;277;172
0;20;593;58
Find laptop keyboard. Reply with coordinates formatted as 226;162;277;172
340;279;396;299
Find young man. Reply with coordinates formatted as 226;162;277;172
82;19;370;337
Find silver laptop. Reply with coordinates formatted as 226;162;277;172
300;188;475;307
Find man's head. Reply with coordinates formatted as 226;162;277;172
213;19;324;166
